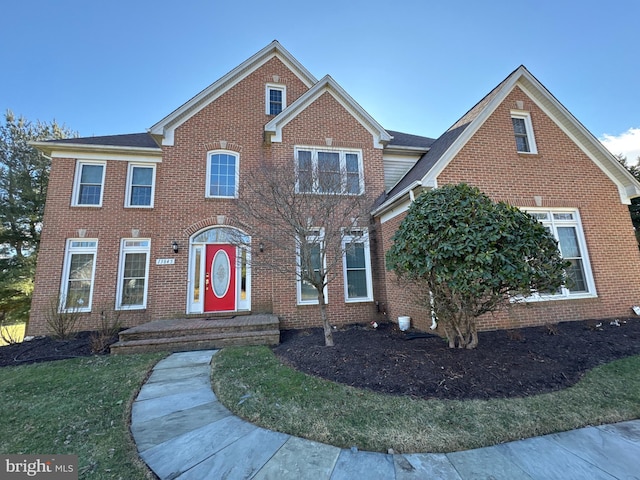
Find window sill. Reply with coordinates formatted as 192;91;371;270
116;305;147;311
71;204;102;208
515;292;597;303
516;152;541;158
62;307;91;314
345;298;374;304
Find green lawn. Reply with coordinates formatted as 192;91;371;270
1;343;638;479
0;353;164;479
211;346;640;453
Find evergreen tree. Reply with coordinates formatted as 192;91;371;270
0;111;75;325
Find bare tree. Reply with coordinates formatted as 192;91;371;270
233;155;374;346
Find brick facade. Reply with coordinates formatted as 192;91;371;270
29;44;640;338
379;86;640;332
29;53;389;335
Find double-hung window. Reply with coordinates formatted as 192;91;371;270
60;239;98;311
297;229;327;305
116;239;150;309
126;164;155;207
511;111;537;154
206;151;239;198
342;229;374;302
295;147;363;194
73;161;105;206
266;84;286;115
525;209;595;298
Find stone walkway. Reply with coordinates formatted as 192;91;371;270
131;350;640;479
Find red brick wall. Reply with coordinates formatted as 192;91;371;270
379;86;640;332
266;91;387;328
29;56;388;335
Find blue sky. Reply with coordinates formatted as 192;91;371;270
2;0;639;160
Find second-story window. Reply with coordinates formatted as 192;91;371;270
295;147;363;194
72;161;105;206
206;151;239;198
126;164;156;207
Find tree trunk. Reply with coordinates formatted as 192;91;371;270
317;291;334;346
466;323;478;349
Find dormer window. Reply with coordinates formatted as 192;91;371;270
511;111;537;154
266;84;286;115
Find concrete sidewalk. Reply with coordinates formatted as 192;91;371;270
131;350;640;480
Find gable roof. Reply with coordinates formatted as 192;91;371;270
375;65;640;214
149;41;317;146
264;74;392;149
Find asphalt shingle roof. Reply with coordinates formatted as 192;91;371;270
381;72;513;206
48;132;159;149
386;130;436;149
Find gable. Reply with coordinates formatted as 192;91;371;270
264;75;391;150
149;41;317;146
375;66;640;218
167;56;312;149
438;87;628;207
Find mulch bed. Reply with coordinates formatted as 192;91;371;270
3;319;639;401
0;331;116;367
273;318;640;400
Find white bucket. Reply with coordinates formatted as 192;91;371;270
398;316;410;331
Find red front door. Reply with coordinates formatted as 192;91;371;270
204;244;236;312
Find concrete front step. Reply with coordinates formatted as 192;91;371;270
110;314;280;354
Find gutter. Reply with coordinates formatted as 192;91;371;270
371;180;422;217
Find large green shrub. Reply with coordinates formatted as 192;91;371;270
386;184;568;349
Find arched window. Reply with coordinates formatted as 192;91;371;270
206;151;239;198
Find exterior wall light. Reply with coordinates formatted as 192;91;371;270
172;241;179;253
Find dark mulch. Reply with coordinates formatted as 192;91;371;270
4;319;640;401
0;331;117;367
273;318;640;400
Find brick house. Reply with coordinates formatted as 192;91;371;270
28;41;640;337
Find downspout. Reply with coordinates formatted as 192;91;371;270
411;182;437;330
429;290;437;330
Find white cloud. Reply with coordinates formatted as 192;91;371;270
600;128;640;164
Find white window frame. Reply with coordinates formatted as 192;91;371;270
266;83;286;115
342;229;374;302
125;163;156;208
294;146;364;195
206;150;239;199
116;238;151;310
523;208;596;301
296;229;328;305
511;111;537;154
60;239;98;312
72;161;106;207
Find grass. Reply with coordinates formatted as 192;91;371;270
0;323;25;346
0;353;165;479
211;346;640;453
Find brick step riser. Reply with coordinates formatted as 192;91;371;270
110;333;279;355
118;323;279;341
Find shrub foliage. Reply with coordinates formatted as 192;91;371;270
386;184;568;348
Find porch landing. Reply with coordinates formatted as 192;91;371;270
110;314;280;354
